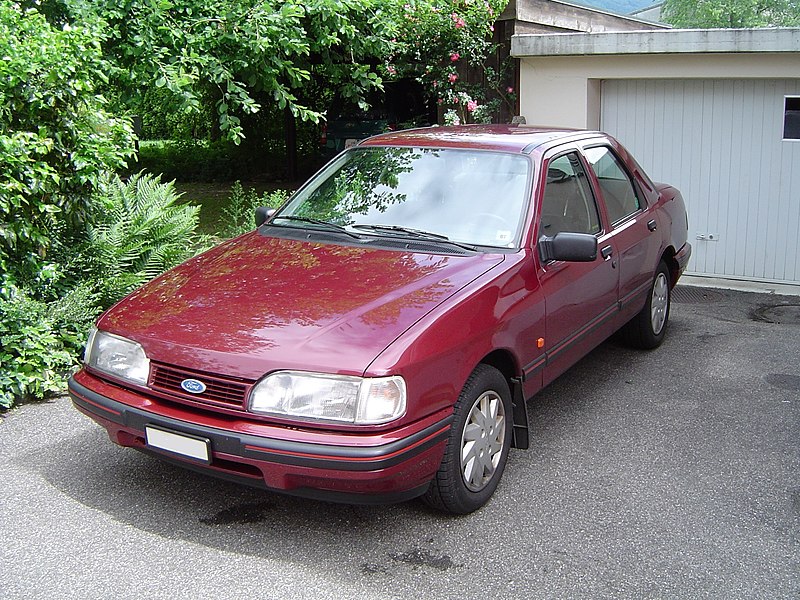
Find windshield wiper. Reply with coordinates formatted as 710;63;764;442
271;215;362;239
351;224;477;251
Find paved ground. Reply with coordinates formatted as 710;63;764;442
1;285;798;599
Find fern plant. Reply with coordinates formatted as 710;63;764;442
79;172;204;307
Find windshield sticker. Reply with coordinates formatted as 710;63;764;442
496;230;512;243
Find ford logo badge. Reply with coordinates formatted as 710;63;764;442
180;378;207;394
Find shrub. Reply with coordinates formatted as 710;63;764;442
0;2;134;283
220;182;289;239
0;287;78;409
0;173;206;410
134;140;239;182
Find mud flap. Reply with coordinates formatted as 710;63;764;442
510;377;529;449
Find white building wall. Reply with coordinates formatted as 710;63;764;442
518;53;800;130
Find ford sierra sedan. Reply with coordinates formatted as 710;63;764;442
69;125;691;514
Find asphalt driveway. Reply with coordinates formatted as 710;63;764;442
1;285;798;599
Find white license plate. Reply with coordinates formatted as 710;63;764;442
145;426;210;463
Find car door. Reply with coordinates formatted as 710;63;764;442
536;149;620;387
581;144;662;324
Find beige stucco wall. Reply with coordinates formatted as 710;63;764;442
518;52;800;129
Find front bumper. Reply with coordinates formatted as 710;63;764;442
69;370;452;504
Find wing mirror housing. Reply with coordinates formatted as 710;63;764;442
538;232;598;263
255;207;276;227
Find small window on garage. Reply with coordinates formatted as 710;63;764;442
784;97;800;140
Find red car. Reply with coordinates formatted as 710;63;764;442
70;125;691;514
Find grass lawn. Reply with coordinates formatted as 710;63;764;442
174;181;301;235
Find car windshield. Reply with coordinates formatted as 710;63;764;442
275;147;531;249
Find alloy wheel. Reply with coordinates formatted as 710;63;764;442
460;390;506;492
651;272;669;335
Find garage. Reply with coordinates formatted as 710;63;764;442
601;78;800;285
511;28;800;288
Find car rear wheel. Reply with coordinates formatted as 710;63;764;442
622;260;671;349
422;364;513;515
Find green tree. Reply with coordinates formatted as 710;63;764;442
0;1;134;284
59;0;396;143
661;0;800;28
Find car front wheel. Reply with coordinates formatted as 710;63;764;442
422;364;513;515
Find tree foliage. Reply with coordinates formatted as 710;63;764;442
661;0;800;28
62;0;396;143
0;1;134;282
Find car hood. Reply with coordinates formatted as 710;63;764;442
99;232;505;380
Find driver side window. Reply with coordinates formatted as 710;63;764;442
540;153;601;237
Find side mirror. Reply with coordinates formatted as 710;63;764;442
538;232;598;263
255;207;276;227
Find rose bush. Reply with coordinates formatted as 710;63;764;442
386;0;512;124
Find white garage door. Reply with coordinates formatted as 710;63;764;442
601;79;800;286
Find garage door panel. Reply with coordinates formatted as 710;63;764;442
602;78;800;285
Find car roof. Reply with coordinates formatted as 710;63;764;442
359;124;605;154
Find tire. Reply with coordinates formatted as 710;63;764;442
422;364;513;515
622;260;671;349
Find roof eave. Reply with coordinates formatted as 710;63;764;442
511;27;800;57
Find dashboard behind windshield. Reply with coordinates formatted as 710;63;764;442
277;147;532;249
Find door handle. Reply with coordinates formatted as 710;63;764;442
647;219;657;232
601;245;613;260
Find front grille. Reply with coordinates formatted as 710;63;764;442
150;363;250;409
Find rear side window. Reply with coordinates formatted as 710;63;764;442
584;146;641;225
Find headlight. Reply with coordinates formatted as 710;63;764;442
249;371;406;425
84;326;150;386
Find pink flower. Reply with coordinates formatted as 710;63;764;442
448;73;458;83
450;52;460;62
451;13;466;28
437;98;443;105
489;24;494;31
466;100;478;112
453;95;459;103
387;65;396;75
506;86;514;94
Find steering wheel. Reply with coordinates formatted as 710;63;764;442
547;167;570;183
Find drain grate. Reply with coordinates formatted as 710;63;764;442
750;304;800;325
672;286;724;304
